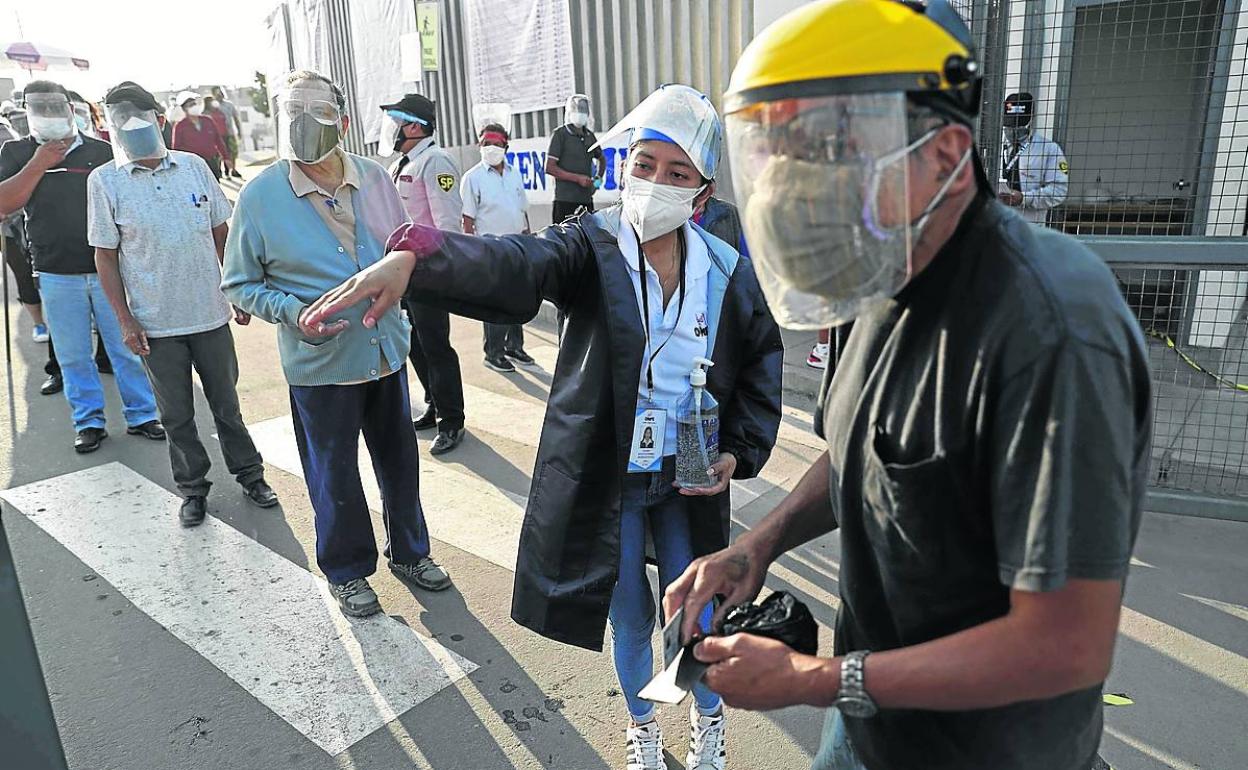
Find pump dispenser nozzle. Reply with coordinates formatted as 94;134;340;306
690;357;714;388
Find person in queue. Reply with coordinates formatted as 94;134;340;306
655;2;1151;770
303;84;784;770
221;70;450;618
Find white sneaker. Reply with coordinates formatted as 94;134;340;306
686;704;727;770
806;342;829;370
626;719;669;770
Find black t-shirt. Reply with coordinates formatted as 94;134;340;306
817;196;1151;770
547;124;602;205
0;135;112;274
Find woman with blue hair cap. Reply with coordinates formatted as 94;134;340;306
303;84;783;769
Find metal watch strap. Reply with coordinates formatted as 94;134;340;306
841;650;870;699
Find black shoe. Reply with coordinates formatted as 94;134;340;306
96;357;113;375
126;420;166;441
430;429;463;456
180;496;207;527
231;170;244;179
412;404;438;431
244;480;279;508
484;355;516;373
505;348;538;368
74;427;108;454
40;373;63;395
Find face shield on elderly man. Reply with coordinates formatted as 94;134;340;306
722;2;980;329
594;83;722;243
277;86;345;164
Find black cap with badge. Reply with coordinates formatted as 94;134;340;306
380;93;437;133
1003;92;1035;128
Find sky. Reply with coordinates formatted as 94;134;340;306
1;0;274;99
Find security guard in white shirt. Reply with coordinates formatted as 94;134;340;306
379;94;466;455
1000;92;1069;225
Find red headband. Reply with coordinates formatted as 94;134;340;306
480;131;508;144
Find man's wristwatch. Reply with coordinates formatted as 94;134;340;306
834;650;878;718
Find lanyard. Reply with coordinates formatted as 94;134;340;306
639;228;687;397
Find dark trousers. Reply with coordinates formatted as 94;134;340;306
483;323;525;360
206;155;222;180
289;369;431;584
142;324;264;498
405;301;465;432
551;199;593;224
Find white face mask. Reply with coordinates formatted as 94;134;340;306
480;145;506;167
29;115;75;142
622;175;704;243
569;111;588;128
186;104;203;117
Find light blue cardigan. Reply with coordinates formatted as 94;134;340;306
221;154;412;387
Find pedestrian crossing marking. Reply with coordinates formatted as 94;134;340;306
0;463;479;757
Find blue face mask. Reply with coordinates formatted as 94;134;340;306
119;122;163;160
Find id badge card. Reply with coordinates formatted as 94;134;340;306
628;399;667;473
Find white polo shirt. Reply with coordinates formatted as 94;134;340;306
461;160;528;235
619;220;711;455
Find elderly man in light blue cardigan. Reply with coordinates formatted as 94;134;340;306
221;70;450;618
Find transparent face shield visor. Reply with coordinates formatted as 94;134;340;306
378;109;427;156
105;102;168;165
596;84;722;180
727;92;929;329
277;88;343;163
564;94;591;128
24;92;75;141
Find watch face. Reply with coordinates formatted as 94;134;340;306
838;697;878;719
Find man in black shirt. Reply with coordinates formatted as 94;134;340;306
667;3;1150;770
0;80;163;453
545;93;603;224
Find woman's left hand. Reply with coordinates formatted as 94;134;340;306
677;452;737;496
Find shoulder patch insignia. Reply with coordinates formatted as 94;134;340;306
1058;161;1069;173
436;173;456;192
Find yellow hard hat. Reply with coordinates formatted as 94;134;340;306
725;0;981;124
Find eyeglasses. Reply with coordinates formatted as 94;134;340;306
280;99;341;125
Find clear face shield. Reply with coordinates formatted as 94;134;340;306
277;87;344;164
378;109;427;156
105;102;168;165
25;92;76;142
565;94;591;129
727;92;966;329
596;84;722;181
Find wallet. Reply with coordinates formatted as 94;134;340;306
719;591;819;656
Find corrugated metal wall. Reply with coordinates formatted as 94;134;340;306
410;0;754;149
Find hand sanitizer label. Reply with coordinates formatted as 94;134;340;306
628;399;667;473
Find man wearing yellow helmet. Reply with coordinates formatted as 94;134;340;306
665;2;1150;769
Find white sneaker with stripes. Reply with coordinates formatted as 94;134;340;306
626;718;669;770
686;704;727;770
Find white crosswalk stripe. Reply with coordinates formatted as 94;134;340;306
0;463;479;757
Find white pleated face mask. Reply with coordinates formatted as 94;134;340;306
622;175;704;243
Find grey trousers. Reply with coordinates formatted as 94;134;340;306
142;323;264;498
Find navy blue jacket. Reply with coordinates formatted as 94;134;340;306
388;206;784;650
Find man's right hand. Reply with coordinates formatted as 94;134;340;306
664;540;771;646
120;317;150;357
30;139;72;172
297;306;349;339
578;174;595;189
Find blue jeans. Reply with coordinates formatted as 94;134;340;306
811;710;868;770
609;460;721;720
38;272;158;432
289;369;431;584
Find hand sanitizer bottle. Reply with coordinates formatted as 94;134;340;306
676;357;719;489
